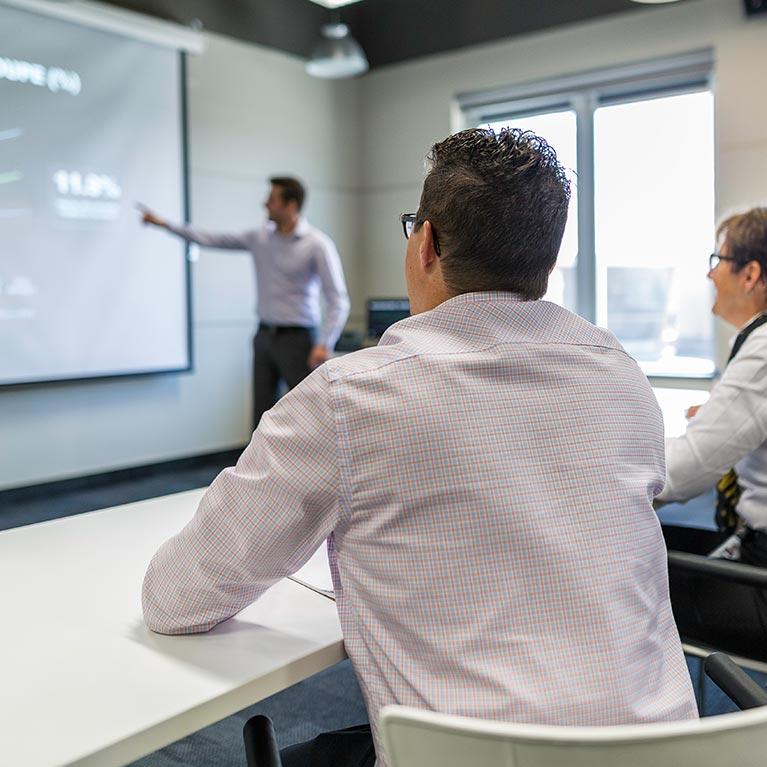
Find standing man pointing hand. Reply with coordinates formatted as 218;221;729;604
142;177;350;431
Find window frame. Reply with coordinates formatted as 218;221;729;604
457;50;715;385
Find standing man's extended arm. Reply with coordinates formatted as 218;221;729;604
309;236;351;369
141;209;252;251
142;369;342;634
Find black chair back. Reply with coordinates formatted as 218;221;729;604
668;548;767;662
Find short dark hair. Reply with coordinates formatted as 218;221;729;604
416;128;570;300
269;176;306;211
717;207;767;281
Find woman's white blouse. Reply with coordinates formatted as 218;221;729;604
658;323;767;531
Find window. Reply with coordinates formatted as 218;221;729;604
461;51;715;379
487;110;578;312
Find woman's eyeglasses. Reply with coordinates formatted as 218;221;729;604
708;252;738;271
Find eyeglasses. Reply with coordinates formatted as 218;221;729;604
400;212;441;256
709;252;738;271
400;213;417;240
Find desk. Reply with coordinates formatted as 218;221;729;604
0;489;344;767
653;386;711;439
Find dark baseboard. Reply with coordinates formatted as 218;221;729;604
0;447;247;505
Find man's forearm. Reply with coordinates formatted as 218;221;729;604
163;222;250;250
142;372;343;635
319;295;351;350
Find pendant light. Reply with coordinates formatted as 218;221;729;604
306;22;368;79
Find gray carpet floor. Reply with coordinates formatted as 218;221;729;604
0;451;240;531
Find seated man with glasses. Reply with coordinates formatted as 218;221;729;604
657;207;767;565
143;128;697;767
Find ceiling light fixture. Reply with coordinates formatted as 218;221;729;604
629;0;683;3
306;22;368;79
306;0;363;8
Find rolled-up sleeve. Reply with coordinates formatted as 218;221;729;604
314;236;350;349
142;369;341;634
658;334;767;504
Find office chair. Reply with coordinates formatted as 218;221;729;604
704;652;767;710
380;696;767;767
666;547;767;669
244;715;282;767
245;653;767;767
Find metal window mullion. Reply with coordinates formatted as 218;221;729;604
457;49;713;114
467;93;573;127
574;91;597;324
598;78;711;108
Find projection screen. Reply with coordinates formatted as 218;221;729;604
0;2;190;386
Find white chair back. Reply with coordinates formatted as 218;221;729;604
380;704;767;767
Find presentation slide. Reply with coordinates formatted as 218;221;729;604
0;4;189;386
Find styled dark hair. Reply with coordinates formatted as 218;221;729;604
717;207;767;281
269;176;306;211
416;127;570;300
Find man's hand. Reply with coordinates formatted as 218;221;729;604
308;344;330;370
139;206;167;228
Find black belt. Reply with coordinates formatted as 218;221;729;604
740;527;767;568
258;323;312;333
744;527;767;544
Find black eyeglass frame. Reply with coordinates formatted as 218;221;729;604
708;252;739;271
400;212;441;256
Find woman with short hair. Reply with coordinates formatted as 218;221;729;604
657;207;767;566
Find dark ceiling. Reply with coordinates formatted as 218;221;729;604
100;0;692;70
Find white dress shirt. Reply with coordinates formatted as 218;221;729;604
166;217;350;349
143;293;697;765
657;322;767;531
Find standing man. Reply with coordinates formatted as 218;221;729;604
141;177;350;430
143;129;696;767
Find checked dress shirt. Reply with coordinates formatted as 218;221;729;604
143;292;697;765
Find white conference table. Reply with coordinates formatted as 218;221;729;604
654;386;710;440
0;489;344;767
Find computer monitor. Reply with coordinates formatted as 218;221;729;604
366;298;410;339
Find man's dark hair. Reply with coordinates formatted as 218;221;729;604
269;176;306;211
416;128;571;300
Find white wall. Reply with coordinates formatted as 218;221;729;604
0;32;361;490
356;0;767;371
4;0;765;490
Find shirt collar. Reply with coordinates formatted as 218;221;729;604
438;291;530;310
266;216;310;240
738;311;767;332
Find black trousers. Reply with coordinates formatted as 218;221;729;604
280;724;375;767
741;528;767;568
252;324;314;432
662;523;767;568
